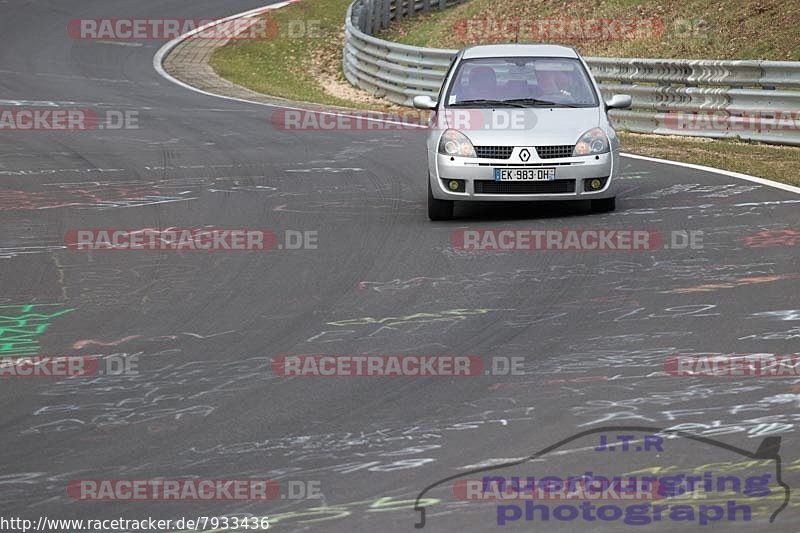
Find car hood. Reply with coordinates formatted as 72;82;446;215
441;107;602;146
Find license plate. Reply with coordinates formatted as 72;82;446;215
494;168;555;181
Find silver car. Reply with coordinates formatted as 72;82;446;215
413;44;631;220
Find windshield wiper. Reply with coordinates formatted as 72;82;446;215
449;99;526;108
502;98;583;108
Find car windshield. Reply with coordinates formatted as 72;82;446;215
445;57;598;108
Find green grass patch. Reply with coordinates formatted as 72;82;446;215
210;0;359;107
380;0;800;60
619;132;800;187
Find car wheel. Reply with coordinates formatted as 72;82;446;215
428;177;454;220
590;196;616;213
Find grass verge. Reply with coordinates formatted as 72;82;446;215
209;0;396;109
380;0;800;60
619;132;800;187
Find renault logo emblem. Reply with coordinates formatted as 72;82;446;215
519;149;530;162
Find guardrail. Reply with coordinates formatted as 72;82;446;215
343;0;800;145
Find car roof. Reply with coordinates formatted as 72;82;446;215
461;44;580;59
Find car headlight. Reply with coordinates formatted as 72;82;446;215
438;129;476;157
572;128;609;156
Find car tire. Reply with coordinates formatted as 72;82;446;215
590;196;616;213
428;177;454;220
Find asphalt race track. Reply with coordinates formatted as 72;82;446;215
1;1;800;532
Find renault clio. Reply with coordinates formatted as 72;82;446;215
413;44;632;220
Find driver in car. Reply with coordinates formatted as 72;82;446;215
536;69;576;99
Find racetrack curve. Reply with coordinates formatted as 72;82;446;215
1;1;800;532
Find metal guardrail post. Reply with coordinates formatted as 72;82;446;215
381;0;389;29
364;0;373;35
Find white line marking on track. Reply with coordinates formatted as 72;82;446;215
96;41;144;47
620;153;800;195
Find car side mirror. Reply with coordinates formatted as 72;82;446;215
413;95;437;110
605;94;632;110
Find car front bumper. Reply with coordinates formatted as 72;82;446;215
430;150;618;202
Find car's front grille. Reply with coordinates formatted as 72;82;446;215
476;162;573;167
475;146;514;159
475;146;575;159
474;180;576;194
536;145;574;159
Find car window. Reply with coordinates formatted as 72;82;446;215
445;57;598;107
437;56;459;105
